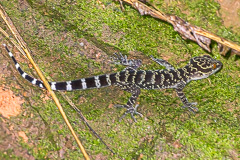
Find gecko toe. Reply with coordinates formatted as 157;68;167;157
182;102;198;113
118;104;143;122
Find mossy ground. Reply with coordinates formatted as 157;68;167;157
0;0;239;159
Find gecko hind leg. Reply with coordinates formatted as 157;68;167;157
115;104;143;122
150;55;175;70
115;83;143;122
112;53;142;70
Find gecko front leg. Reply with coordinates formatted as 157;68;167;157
175;82;198;113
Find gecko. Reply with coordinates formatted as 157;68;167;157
4;44;222;121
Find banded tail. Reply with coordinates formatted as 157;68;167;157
4;44;116;91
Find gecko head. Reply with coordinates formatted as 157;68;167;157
187;55;222;81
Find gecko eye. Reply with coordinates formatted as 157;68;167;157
212;63;217;69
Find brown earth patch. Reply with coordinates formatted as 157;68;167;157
0;86;24;119
217;0;240;32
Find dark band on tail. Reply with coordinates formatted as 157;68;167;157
4;44;45;88
4;44;115;91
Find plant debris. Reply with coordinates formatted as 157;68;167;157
120;0;240;56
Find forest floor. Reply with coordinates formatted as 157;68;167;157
0;0;239;159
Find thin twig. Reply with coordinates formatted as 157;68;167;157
195;29;240;53
0;5;30;53
59;91;116;155
0;26;27;58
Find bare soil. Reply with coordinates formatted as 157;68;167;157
217;0;240;32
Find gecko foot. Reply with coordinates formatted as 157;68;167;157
112;53;142;69
182;102;198;113
115;104;143;122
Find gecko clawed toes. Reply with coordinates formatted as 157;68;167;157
116;104;143;122
182;102;199;113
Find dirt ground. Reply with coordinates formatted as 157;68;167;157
217;0;240;32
